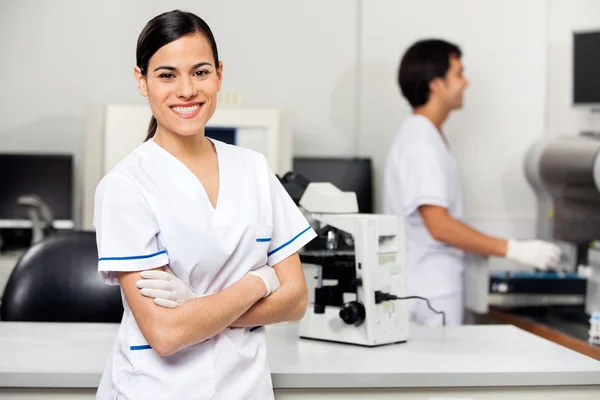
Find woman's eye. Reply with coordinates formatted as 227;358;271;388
194;70;208;77
159;73;174;79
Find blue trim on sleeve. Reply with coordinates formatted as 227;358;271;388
268;226;312;257
130;345;152;351
256;238;272;243
99;249;167;262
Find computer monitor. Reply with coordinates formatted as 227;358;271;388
292;157;373;214
204;125;273;153
205;127;237;145
0;154;73;229
573;30;600;106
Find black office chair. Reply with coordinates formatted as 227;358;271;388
0;231;123;322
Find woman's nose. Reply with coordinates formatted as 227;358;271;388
177;76;197;99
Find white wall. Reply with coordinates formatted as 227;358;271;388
2;0;595;251
0;0;358;226
547;0;600;137
0;0;358;156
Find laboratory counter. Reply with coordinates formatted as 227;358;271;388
1;321;600;399
485;306;600;361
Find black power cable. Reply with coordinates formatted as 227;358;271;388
374;291;446;326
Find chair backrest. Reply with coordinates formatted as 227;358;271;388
0;231;123;322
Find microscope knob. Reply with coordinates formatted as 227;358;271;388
339;301;366;326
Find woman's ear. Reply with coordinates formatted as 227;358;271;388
217;61;223;91
134;66;148;97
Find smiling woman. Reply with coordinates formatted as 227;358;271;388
92;9;316;400
135;11;221;141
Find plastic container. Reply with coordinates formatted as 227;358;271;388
589;311;600;346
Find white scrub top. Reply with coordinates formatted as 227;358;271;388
383;114;466;299
93;138;316;400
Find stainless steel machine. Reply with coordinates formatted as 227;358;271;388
520;133;600;313
526;133;600;246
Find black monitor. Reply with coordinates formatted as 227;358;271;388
205;127;237;145
573;30;600;105
0;154;73;227
292;157;373;213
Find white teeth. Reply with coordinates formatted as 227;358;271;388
172;105;200;114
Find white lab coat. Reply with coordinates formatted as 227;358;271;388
93;138;316;400
382;114;466;324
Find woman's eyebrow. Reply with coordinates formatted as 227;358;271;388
153;62;212;72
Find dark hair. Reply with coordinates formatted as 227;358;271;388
136;10;220;141
397;39;462;108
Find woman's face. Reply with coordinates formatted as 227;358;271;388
135;33;222;138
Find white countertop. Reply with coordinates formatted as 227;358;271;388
0;321;599;389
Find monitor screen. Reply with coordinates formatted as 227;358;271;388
205;127;237;145
293;157;373;213
0;154;73;222
573;31;600;104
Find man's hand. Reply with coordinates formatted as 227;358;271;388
136;267;197;308
505;239;562;270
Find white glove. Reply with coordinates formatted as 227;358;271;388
505;239;562;270
136;267;197;308
248;265;281;297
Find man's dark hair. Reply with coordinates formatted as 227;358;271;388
397;39;462;108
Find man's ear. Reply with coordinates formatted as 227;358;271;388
134;66;148;97
429;76;449;99
428;77;441;96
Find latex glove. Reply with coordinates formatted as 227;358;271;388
505;239;562;270
248;265;281;297
136;267;197;308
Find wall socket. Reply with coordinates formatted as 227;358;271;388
218;91;243;108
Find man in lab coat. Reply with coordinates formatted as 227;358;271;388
382;39;561;326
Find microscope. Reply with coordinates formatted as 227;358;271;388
289;178;409;346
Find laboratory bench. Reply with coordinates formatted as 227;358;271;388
483;305;600;361
1;321;599;399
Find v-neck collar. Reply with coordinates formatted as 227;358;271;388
147;137;223;213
